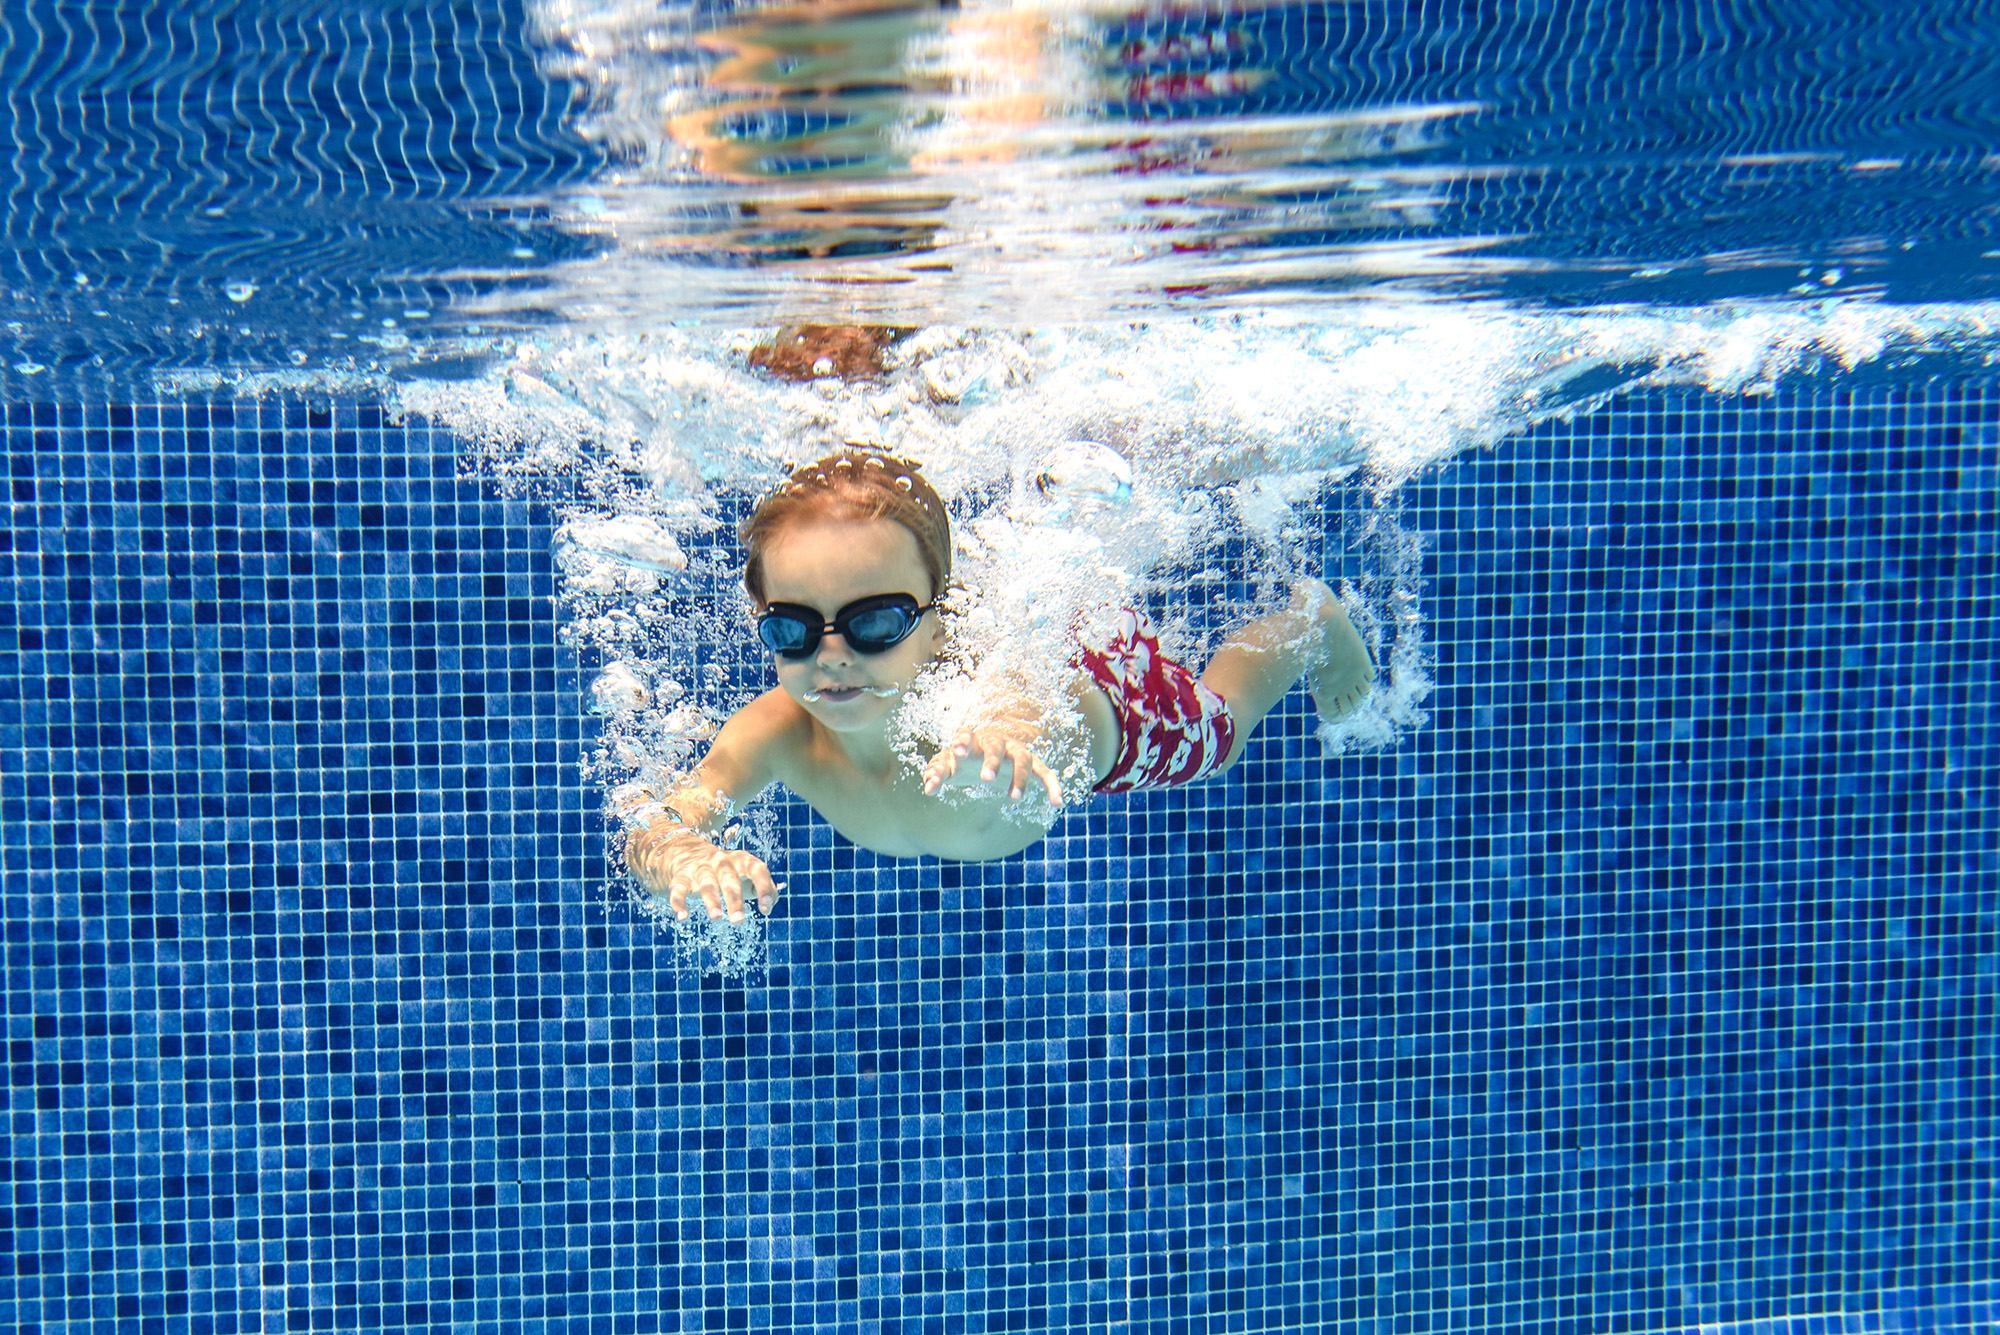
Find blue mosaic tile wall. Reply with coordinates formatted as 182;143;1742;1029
0;388;1993;1335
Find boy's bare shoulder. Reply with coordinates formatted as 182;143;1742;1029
717;686;814;753
699;686;815;795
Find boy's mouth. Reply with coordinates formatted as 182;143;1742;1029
803;684;902;703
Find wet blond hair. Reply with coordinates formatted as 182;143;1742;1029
741;449;953;605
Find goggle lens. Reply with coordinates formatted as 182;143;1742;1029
757;617;813;656
757;594;934;659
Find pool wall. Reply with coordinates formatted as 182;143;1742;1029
0;387;1992;1335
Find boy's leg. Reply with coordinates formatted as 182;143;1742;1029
1200;579;1373;773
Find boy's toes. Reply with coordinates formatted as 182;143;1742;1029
1312;672;1373;722
1305;597;1375;723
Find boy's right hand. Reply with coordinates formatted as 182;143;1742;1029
921;723;1064;804
626;822;781;923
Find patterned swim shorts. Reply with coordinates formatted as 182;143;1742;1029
1076;609;1238;794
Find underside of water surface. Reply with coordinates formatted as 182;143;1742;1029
0;0;1998;381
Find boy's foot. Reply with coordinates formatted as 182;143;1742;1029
1293;579;1374;722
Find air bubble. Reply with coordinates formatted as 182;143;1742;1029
1035;441;1133;509
658;704;719;740
225;282;256;302
589;662;650;715
554;513;689;578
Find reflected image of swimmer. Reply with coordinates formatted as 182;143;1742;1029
620;448;1374;924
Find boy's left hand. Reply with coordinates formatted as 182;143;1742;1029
922;724;1063;805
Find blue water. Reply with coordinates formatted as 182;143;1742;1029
0;388;1990;1334
0;3;1996;1335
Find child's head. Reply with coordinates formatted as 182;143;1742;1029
742;449;952;605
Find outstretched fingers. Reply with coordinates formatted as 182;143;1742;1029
922;728;1063;804
639;836;780;922
1008;739;1063;804
688;853;781;922
920;728;992;795
919;745;959;795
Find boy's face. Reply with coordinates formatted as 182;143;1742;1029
758;515;945;734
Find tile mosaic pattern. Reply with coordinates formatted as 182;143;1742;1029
0;389;1992;1334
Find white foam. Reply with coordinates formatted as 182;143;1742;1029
1033;440;1134;511
396;304;2000;512
401;305;2000;735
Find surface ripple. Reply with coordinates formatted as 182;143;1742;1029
0;0;1995;380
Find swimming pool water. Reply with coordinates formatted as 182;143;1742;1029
0;0;1995;1330
0;383;1990;1334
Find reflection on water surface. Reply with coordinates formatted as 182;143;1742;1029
515;0;2000;325
0;0;1997;379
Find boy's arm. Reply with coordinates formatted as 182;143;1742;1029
615;688;793;829
616;689;799;920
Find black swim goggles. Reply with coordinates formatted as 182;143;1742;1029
756;593;938;659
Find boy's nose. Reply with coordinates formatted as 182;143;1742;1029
815;633;854;665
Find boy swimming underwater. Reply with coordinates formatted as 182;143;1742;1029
621;448;1374;923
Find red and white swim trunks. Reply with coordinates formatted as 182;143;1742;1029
1076;609;1238;794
